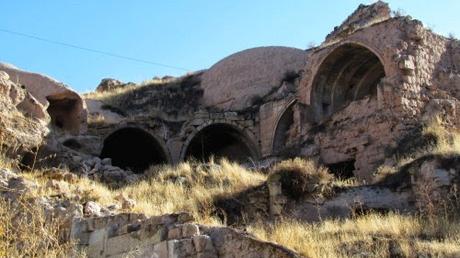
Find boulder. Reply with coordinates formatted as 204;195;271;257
96;78;125;92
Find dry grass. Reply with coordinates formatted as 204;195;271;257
1;146;460;257
82;83;139;101
268;158;333;200
83;76;176;103
0;192;83;257
423;117;460;155
120;159;266;224
248;213;460;258
376;118;460;180
18;159;266;225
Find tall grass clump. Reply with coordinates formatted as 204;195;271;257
268;158;333;200
119;159;266;224
248;213;460;258
0;195;81;257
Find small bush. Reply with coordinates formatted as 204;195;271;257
268;158;333;200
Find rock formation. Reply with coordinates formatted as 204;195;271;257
0;63;87;135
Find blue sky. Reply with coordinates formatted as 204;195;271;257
1;1;459;93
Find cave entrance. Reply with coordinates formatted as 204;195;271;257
184;124;257;163
46;95;81;134
327;159;356;179
273;104;295;154
100;127;168;173
311;43;386;121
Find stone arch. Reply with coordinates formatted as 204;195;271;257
181;122;259;163
309;42;386;121
100;127;169;173
272;100;297;154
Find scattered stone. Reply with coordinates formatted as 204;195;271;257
83;201;102;217
116;193;136;210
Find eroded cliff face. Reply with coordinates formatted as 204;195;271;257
0;71;49;158
0;63;87;135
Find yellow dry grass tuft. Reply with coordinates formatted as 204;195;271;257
82;84;139;102
119;159;266;224
423;117;460;155
248;213;460;258
2;146;460;257
268;158;333;200
0;193;83;257
19;159;266;225
83;76;175;104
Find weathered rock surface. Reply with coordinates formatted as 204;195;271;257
1;167;301;258
70;212;300;258
0;71;49;156
96;78;126;92
86;99;125;125
0;63;87;134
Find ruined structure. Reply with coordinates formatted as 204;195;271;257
1;2;460;257
78;2;459;181
1;2;459;181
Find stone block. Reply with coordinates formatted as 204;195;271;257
86;229;108;258
177;212;194;223
168;239;195;258
168;226;182;240
104;227;165;257
152;241;169;258
192;235;215;253
182;224;200;238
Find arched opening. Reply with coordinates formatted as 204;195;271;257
273;104;295;154
100;128;168;173
46;93;83;134
311;43;385;120
184;124;257;163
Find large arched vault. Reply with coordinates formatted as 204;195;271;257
310;43;386;121
182;123;259;163
100;127;169;173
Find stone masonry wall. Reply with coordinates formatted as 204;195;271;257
70;212;299;258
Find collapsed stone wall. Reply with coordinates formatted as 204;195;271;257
294;9;458;180
70;212;299;258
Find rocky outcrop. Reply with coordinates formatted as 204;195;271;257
0;63;87;134
1;167;300;258
0;71;49;157
96;78;131;92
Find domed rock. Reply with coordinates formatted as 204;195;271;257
201;46;307;110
